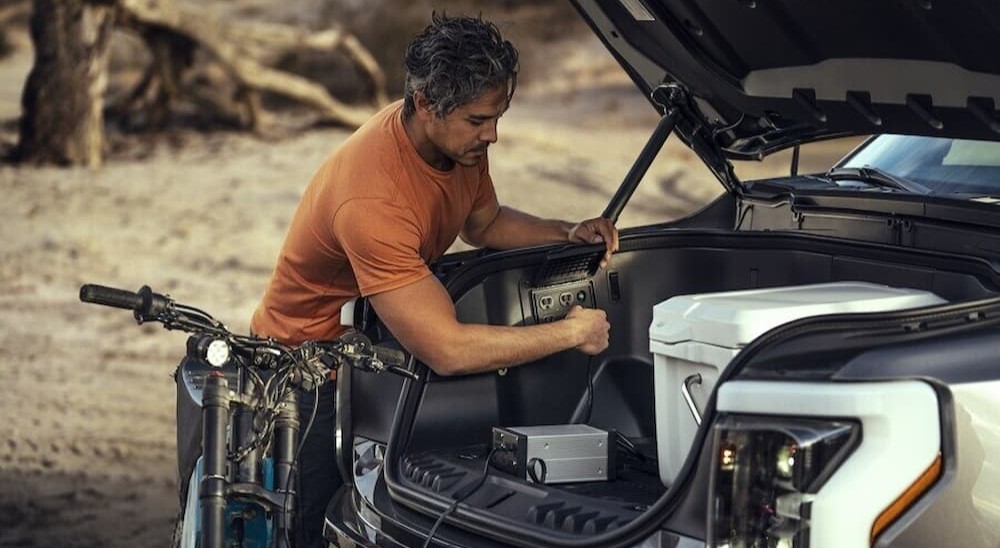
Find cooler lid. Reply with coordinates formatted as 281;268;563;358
649;282;945;349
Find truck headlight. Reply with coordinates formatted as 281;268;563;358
708;415;860;548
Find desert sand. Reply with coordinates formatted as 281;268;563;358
0;14;852;547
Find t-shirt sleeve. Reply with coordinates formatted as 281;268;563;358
332;198;432;296
472;156;498;212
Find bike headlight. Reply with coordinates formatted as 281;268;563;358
188;334;231;367
204;339;231;367
708;415;860;548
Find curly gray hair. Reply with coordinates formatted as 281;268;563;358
402;13;519;119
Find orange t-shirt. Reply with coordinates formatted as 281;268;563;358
250;101;497;345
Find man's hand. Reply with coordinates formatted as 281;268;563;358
568;217;620;269
564;305;610;355
370;276;612;375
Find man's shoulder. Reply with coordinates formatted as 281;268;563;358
341;101;405;157
327;102;405;188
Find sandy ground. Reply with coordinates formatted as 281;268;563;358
0;20;854;548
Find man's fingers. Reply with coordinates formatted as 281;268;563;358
592;220;617;259
570;219;620;265
592;220;615;244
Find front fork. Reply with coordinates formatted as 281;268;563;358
272;388;300;548
201;372;230;548
200;372;301;548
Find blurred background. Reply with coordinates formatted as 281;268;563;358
0;1;859;546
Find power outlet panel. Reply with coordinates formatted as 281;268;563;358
529;280;595;324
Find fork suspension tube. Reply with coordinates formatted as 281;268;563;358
272;389;300;548
234;371;261;485
201;372;231;548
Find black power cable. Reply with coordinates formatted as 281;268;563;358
421;447;498;548
614;431;648;463
582;355;595;424
580;358;653;465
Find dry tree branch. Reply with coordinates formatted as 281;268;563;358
116;0;386;130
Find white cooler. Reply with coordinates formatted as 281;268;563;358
648;281;946;486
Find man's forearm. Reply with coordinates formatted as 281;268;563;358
425;319;583;375
475;206;572;250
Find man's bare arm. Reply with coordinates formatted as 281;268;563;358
462;205;620;267
461;204;568;248
368;274;610;376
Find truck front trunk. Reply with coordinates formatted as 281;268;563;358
381;228;999;546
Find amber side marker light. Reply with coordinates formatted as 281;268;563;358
870;454;943;545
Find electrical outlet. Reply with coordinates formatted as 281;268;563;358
530;280;595;324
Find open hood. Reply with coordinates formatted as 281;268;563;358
572;0;1000;159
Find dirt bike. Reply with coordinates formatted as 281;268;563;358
78;284;415;548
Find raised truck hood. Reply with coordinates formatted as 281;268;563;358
572;0;1000;159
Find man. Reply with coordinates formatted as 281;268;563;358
251;13;617;547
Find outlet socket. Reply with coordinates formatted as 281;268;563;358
529;280;595;324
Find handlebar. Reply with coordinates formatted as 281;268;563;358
79;283;417;381
80;283;173;323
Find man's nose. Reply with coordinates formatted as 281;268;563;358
480;120;498;143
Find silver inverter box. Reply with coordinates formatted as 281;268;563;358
490;424;614;484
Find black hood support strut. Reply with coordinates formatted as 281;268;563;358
602;107;679;223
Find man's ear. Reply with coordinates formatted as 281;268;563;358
413;92;434;122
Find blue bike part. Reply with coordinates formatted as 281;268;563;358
263;456;275;491
180;456;276;547
223;457;275;547
225;502;270;548
262;456;275;540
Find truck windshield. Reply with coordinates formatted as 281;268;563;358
839;135;1000;196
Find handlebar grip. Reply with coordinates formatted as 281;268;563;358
373;345;407;367
79;284;143;310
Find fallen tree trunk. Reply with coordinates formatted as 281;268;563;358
115;0;388;131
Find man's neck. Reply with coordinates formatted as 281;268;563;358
401;111;453;171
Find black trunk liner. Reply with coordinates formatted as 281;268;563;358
399;445;665;535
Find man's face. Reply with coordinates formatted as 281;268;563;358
418;85;509;169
